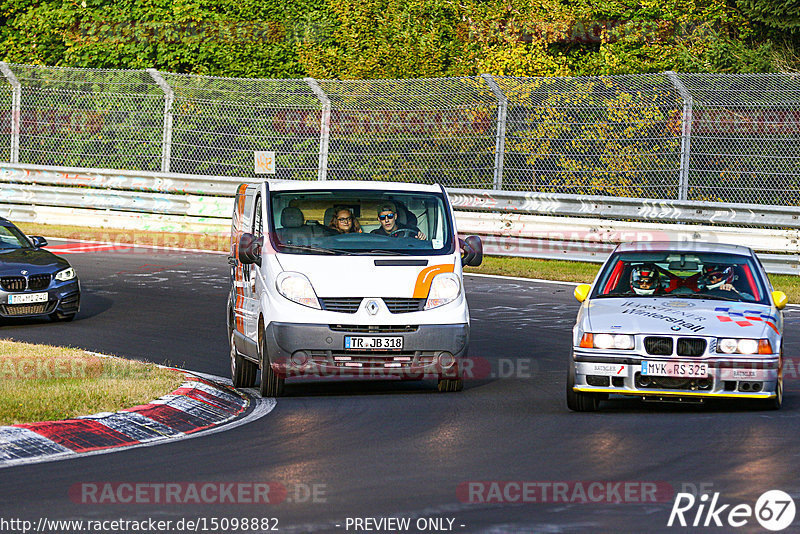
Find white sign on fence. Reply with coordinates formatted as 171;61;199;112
254;151;276;174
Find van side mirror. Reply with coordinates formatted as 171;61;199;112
30;236;47;248
238;233;262;266
460;236;483;267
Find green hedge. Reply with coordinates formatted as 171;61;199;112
0;0;796;78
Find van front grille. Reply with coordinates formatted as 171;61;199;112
329;325;418;333
383;298;425;313
319;298;362;313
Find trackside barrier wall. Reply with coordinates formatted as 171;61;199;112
0;64;798;205
2;163;800;275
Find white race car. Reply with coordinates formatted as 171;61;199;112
568;241;787;411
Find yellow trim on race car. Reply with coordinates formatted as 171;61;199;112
573;387;775;399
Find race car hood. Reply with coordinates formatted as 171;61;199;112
275;254;458;298
584;297;777;338
0;248;70;275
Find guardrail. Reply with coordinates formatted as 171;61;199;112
2;163;799;275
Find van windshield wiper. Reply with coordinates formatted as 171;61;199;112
278;244;353;255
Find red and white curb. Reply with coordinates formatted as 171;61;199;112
0;368;274;469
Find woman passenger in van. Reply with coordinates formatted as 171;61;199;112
328;207;362;234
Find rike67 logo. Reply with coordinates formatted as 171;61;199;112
668;490;796;531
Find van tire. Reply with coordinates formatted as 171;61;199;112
230;331;257;388
258;328;284;397
566;359;601;412
437;377;463;392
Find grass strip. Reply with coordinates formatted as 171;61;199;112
17;222;800;302
0;340;185;425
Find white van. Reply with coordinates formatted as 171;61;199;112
227;181;482;397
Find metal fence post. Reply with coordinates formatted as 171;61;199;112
0;62;21;164
147;69;174;173
481;74;507;190
665;71;693;201
305;77;331;181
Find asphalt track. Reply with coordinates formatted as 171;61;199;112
2;243;800;533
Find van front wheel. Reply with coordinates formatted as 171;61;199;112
259;330;284;397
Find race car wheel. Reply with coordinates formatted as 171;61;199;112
258;326;284;397
759;374;783;411
566;360;601;412
230;330;256;389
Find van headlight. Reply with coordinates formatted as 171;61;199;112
276;272;321;309
424;273;461;310
54;267;76;282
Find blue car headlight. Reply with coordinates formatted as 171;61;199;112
54;267;76;282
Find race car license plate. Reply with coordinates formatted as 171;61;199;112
344;336;403;350
641;361;709;378
8;292;48;304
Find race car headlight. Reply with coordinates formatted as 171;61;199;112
54;267;76;282
276;272;321;309
424;273;461;310
717;338;772;355
580;333;634;350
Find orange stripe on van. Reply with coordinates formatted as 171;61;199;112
412;264;455;298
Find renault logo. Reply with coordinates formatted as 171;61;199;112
366;300;380;316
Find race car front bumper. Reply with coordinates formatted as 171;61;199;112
571;350;780;400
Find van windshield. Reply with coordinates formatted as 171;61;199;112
269;189;454;256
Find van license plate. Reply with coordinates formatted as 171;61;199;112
8;292;48;304
641;361;708;378
344;336;403;350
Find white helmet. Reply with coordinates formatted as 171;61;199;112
630;265;660;296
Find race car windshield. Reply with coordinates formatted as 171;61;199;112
592;251;771;305
0;225;32;250
268;190;454;256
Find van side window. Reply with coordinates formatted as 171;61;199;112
253;195;263;237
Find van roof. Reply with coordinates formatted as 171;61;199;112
263;180;443;193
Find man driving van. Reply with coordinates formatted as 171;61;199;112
370;203;427;240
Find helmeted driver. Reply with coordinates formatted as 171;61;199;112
630;264;661;295
700;264;736;292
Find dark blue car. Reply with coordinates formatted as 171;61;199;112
0;218;80;321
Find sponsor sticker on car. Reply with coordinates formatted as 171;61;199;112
588;363;629;376
641;361;709;378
